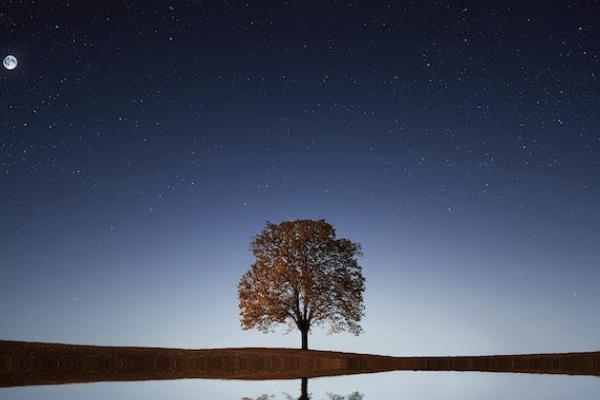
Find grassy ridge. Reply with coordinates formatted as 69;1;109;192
1;340;599;387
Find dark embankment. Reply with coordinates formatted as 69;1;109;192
1;340;598;387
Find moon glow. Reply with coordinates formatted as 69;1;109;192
3;55;18;70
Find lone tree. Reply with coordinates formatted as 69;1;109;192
238;219;366;350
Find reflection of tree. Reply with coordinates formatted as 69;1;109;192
326;392;364;400
242;378;364;400
300;377;309;400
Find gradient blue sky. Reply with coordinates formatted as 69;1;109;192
1;1;599;357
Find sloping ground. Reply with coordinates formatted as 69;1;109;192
0;340;598;387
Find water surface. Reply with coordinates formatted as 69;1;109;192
2;371;599;400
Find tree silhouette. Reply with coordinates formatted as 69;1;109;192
238;219;366;350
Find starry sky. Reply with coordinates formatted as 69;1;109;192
1;1;599;356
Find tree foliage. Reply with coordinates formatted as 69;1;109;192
238;219;366;349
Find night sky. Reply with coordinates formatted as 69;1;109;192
1;1;599;356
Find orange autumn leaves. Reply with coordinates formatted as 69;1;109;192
238;219;365;349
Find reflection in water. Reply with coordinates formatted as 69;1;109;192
300;378;309;400
3;369;600;400
243;378;364;400
326;392;364;400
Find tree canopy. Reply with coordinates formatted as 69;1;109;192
238;219;366;349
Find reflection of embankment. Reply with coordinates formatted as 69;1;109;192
1;340;599;388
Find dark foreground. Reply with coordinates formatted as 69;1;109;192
1;340;598;387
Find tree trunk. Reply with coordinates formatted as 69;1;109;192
301;327;308;350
